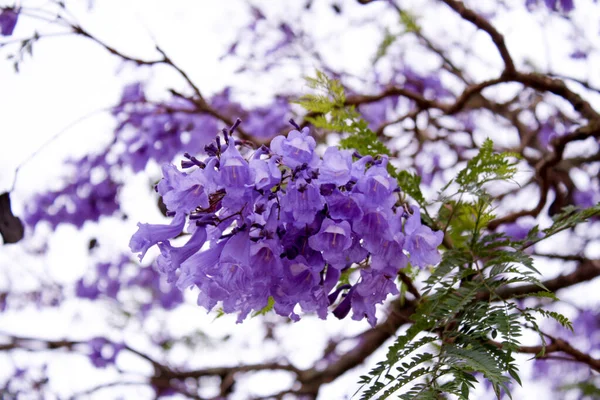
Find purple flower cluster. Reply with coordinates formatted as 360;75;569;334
526;0;575;12
113;84;292;172
112;83;221;172
87;337;124;368
24;154;120;229
76;255;183;313
24;83;291;230
130;122;443;325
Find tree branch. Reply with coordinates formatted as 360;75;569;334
439;0;516;75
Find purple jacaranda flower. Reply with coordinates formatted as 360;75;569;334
0;8;18;36
366;234;408;272
129;124;428;324
400;67;452;99
178;238;227;293
156;226;207;282
326;189;364;221
354;159;397;208
272;255;324;321
282;179;325;227
350;155;373;181
323;266;342;294
113;82;145;114
218;234;271;322
317;147;353;186
299;284;330;320
351;267;400;327
185;230;274;322
87;338;124;368
360;97;397;131
75;279;101;300
497;219;536;241
220;143;251;190
308;218;353;267
243;97;291;139
570;49;588;60
24;155;120;229
129;213;186;261
560;0;575;11
352;208;394;248
270;127;318;168
281;256;321;294
574;188;599;208
250;238;283;277
404;206;443;267
529;0;575;11
158;164;212;214
333;286;354;319
249;157;281;190
346;234;369;265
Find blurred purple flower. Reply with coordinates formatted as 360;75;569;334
0;8;18;36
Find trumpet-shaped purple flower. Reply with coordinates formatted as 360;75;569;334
355;161;397;208
326;190;364;221
308;218;353;267
282;179;325;227
351;267;399;327
158;164;212;213
318;147;353;186
220;144;251;190
250;157;281;190
270;127;318;168
129;213;185;261
353;208;393;247
156;227;207;282
404;206;443;267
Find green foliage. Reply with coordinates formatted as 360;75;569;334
372;8;421;64
252;296;275;317
521;204;600;250
399;9;421;33
294;69;358;133
340;120;391;157
373;28;397;64
395;170;427;208
453;138;519;194
354;141;594;400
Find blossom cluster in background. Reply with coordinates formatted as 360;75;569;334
76;254;183;313
130;122;443;326
23;83;292;230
